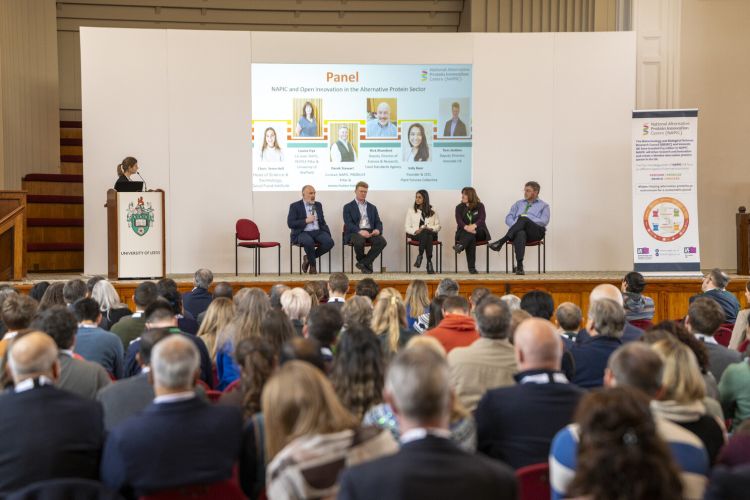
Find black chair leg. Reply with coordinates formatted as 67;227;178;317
486;245;489;274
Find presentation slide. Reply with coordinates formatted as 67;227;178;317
251;63;472;191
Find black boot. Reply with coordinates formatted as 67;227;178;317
514;264;525;275
426;260;435;274
414;253;423;268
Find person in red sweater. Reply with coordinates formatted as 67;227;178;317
426;296;479;353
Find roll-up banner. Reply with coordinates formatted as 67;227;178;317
632;109;701;275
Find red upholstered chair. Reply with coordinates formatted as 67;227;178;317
139;479;245;500
453;240;490;273
223;379;241;393
507;237;546;273
516;462;550;500
205;390;222;403
629;319;654;330
738;339;749;353
235;219;280;276
714;326;733;347
405;234;443;273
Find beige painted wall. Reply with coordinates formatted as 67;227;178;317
680;0;750;270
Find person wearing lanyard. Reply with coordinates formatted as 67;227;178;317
489;181;550;275
453;187;490;274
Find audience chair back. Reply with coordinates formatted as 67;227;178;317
516;462;550;500
139;479;245;500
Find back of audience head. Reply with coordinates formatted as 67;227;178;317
1;294;37;332
686;296;725;335
86;276;104;297
644;321;710;375
372;288;406;354
605;342;663;397
305;304;343;347
405;280;429;319
281;287;312;323
30;306;78;350
509;309;532;342
262;360;356;459
330;325;385;419
63;279;87;306
514;318;562;370
193;268;214;289
133;281;159;311
436;278;459;298
91;279;126;313
196;297;234;359
587;298;625;338
342;295;373;330
555;302;582;332
261;309;297;354
386;346;451;428
622;271;647;294
279;337;326;373
138;327;172;368
474;296;511;340
156;278;178;296
567;387;683;500
705;267;730;290
144;299;177;328
224;288;272;346
328;272;349;297
151;335;200;393
427;295;447;329
442;295;470;317
499;293;521;311
520;290;554;320
212;282;233;299
650;338;705;403
269;284;290;310
159;288;185;316
589;283;625;307
8;331;59;385
303;281;328;306
470;287;491;311
235;336;276;419
355;278;379;301
72;298;101;324
38;282;65;311
28;281;50;302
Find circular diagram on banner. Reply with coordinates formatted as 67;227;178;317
643;197;689;242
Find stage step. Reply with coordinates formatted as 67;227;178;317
60;162;82;175
61;154;83;163
27;249;84;272
60;138;82;146
60;128;82;139
27;226;84;243
22;174;83;197
61;145;82;156
27;203;83;219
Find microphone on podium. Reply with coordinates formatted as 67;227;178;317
135;171;148;192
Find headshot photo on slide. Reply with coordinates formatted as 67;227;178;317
257;124;285;162
293;98;322;138
329;122;359;162
402;122;432;162
365;98;398;138
439;98;470;138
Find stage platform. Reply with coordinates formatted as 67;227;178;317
4;271;748;324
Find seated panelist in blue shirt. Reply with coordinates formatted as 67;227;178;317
489;181;550;275
287;185;334;275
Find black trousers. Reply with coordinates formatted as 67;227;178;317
455;227;490;270
349;233;387;266
409;231;437;259
504;217;545;265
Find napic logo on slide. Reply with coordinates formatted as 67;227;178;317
126;196;155;236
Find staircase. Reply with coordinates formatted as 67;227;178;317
24;121;84;272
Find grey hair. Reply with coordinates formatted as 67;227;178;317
588;298;625;339
280;288;312;322
91;280;126;312
194;268;214;289
500;294;521;311
151;335;200;390
386;346;450;422
436;278;459;297
8;334;58;379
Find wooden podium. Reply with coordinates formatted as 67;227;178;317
0;191;27;281
738;206;750;276
106;189;165;279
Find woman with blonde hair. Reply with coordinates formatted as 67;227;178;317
91;279;132;330
263;361;397;499
196;297;234;361
342;295;373;330
216;288;271;390
404;280;430;331
371;288;414;355
651;338;726;464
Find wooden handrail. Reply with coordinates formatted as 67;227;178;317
0;190;27;280
0;205;25;233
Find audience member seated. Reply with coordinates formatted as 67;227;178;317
219;336;275;417
340;345;516;500
85;275;104;296
690;268;740;324
404;279;429;330
509;309;531;341
91;280;132;331
718;348;750;432
327;272;349;307
96;328;171;431
550;342;710;500
260;308;297;355
197;281;233;325
520;289;554;320
281;287;312;336
30;306;111;399
621;271;655;325
426;296;479;353
159;287;199;335
62;279;87;308
182;268;214;319
577;283;643;343
555;301;582;341
72;298;124;379
469;287;491;313
413;278;460;333
123;300;212;386
448;296;517;412
475;318;584;469
262;360;398;499
111;281;158;349
303;280;328;306
564;387;684;500
101;335;242;497
0;293;37;365
0;332;104;495
28;281;49;302
38;282;65;311
304;303;343;368
364;335;477;452
355;278;380;301
716;420;750;467
569;298;624;388
215;288;271;390
268;283;290;310
686;297;741;381
331;325;385;420
372;288;415;356
341;295;373;330
279;337;327;373
499;293;521;312
195;296;234;363
650;338;726;464
729;280;750;350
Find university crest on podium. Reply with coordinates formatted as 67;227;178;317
126;196;155;236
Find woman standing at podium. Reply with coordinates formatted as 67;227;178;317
114;156;139;190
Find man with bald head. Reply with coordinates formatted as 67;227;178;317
576;283;643;344
366;101;398;137
474;318;583;469
0;332;104;494
287;184;333;275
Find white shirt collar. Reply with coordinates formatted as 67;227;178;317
153;391;196;404
400;427;451;444
328;297;345;303
2;331;18;341
78;323;98;329
694;333;718;345
14;375;54;393
60;349;75;357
